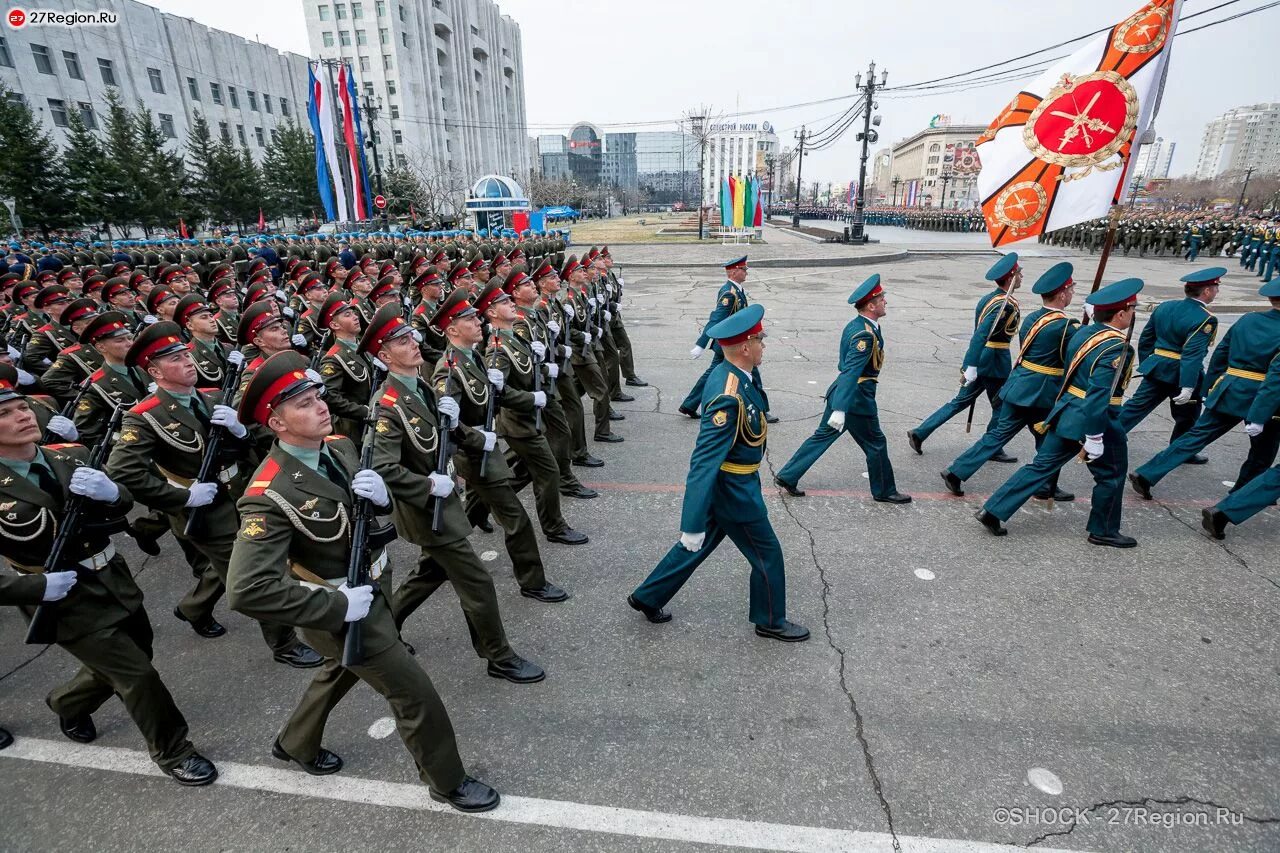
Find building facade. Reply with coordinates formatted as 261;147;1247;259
304;0;531;180
537;125;699;206
889;123;987;209
0;0;308;160
1194;103;1280;180
1132;134;1175;180
703;121;779;202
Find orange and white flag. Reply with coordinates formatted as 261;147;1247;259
976;0;1181;248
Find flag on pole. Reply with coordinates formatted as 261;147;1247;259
258;208;266;232
410;202;417;221
306;64;338;222
733;176;747;228
344;63;374;220
313;63;349;222
177;219;188;239
336;63;367;221
720;178;731;227
976;0;1181;247
752;178;763;227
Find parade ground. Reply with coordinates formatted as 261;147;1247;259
1;239;1276;853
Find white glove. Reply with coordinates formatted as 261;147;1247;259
1244;422;1264;438
827;410;846;431
68;467;119;503
679;531;705;552
305;368;323;384
143;314;159;325
337;582;373;622
281;306;297;320
273;291;289;304
6;344;19;360
147;382;158;393
352;468;390;507
562;345;573;358
480;430;497;452
371;357;387;373
41;570;79;602
47;415;79;441
530;341;546;361
427;471;454;498
205;403;245;437
604;310;612;322
436;395;460;424
16;368;36;386
1171;387;1194;405
1082;303;1096;321
691;345;704;359
962;366;978;386
546;363;559;379
532;391;546;408
547;320;560;337
563;303;575;319
412;330;423;343
227;349;245;366
291;333;307;348
587;296;597;308
486;368;504;390
618;276;625;287
184;481;218;507
1083;434;1104;461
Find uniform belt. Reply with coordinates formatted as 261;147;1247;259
857;376;878;384
1226;367;1266;381
9;544;115;574
159;463;238;489
984;341;1011;349
1065;386;1124;406
1153;348;1182;360
291;551;387;592
719;461;761;475
1020;361;1064;377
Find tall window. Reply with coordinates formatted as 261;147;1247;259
280;97;290;117
358;55;370;72
98;57;116;85
317;3;330;19
356;29;367;45
339;30;351;46
383;54;393;70
386;79;396;95
248;90;259;110
210;82;222;104
188;77;200;100
148;67;164;93
236;124;246;145
255;126;265;147
322;31;334;47
335;3;347;18
376;0;385;16
264;94;273;114
401;31;409;47
62;50;82;79
393;129;402;144
78;102;96;129
351;2;363;18
47;98;69;127
31;44;54;75
159;113;176;138
219;121;230;142
379;27;388;44
227;85;239;108
389;104;399;119
0;36;13;68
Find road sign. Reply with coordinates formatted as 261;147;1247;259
373;195;387;209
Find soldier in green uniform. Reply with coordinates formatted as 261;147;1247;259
175;295;236;389
0;377;217;785
535;260;602;471
563;256;622;446
978;279;1144;546
20;285;78;376
408;270;447;368
34;297;105;402
941;262;1079;500
225;352;499;811
774;275;911;503
628;303;808;642
601;247;647;389
317;293;373;440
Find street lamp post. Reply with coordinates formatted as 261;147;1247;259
891;175;901;206
792;126;807;229
939;169;952;211
690;114;706;240
1236;166;1255;215
360;91;389;230
850;61;886;243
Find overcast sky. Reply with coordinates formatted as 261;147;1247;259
150;0;1276;182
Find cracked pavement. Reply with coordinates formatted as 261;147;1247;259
1;247;1276;852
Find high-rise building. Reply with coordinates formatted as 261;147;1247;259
304;0;531;180
1132;135;1175;179
703;121;779;201
0;0;308;161
1194;103;1280;179
536;125;699;206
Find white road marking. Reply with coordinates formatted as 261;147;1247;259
480;550;499;562
1222;481;1235;489
367;717;397;739
1026;767;1064;796
914;569;936;581
1;737;1086;853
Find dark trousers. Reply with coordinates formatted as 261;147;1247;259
539;393;585;489
573;357;613;439
681;349;723;413
612;321;638;381
391;541;515;663
1216;464;1280;525
601;330;622;399
504;432;570;535
913;375;1005;444
1118;375;1201;443
460;476;548;590
776;399;898;499
49;601;196;772
1135;410;1280;492
556;369;588;459
949;400;1058;492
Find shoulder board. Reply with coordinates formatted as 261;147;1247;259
36;323;54;333
89;368;106;381
325;344;340;357
58;344;82;355
248;356;266;370
196;387;218;395
722;371;739;397
413;303;427;316
44;443;82;451
245;458;281;497
130;396;162;414
323;434;347;443
379;386;399;407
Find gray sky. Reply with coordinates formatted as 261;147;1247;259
150;0;1276;182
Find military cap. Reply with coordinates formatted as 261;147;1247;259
298;271;327;294
238;300;287;346
502;271;532;295
34;270;59;285
508;248;525;264
80;311;132;345
357;303;414;358
489;253;508;272
446;259;473;286
429;287;478;331
318;292;357;329
82;273;108;296
0;362;25;406
56;268;81;285
560;256;580;279
848;274;883;306
61;297;99;327
157;265;186;285
473;280;510;315
237;351;319;427
429;248;448;265
706;302;764;344
600;245;611;258
127;271;152;291
244;280;274;305
145;285;178;315
34;284;72;309
532;260;556;281
1086;278;1143;310
101;278;132;303
412;270;443;291
378;260;398;279
724;255;748;271
246;268;273;287
108;261;132;276
126;321;189;369
985;252;1020;282
1032;262;1074;295
369;275;401;302
0;272;19;290
246;257;269;277
1180;267;1227;286
207;279;237;304
1259;280;1280;298
467;256;487;274
208;263;235;283
174;294;214;327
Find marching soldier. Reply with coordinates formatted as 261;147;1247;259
35;297;105;401
408;270;448;368
907;253;1021;461
316;293;373;439
225;351;500;812
774;275;911;503
21;285;79;377
602;247;647;389
175;294;232;388
680;256;749;418
628;304;808;642
536;261;602;470
563;256;622;446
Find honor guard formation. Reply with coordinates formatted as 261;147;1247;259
1;233;1278;810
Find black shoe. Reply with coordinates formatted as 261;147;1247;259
1034;487;1075;502
402;639;416;656
57;711;96;744
273;643;324;669
1088;532;1138;548
546;527;588;545
625;377;648;387
764;412;780;424
608;411;626;421
1128;472;1154;500
173;606;227;638
774;476;805;497
130;525;163;557
974;509;1007;536
560;485;598;499
167;753;218;787
754;620;810;642
678;405;699;419
594;433;624;443
486;655;546;684
874;492;913;504
940;470;964;497
467;507;494;533
906;430;924;455
1201;508;1229;540
521;583;571;603
627;593;671;623
272;737;343;775
0;727;12;750
991;450;1018;464
429;776;500;813
572;455;605;468
1186;453;1209;465
611;392;635;402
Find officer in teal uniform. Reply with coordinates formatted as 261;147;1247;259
941;262;1079;500
1183;222;1202;261
1130;280;1280;500
628;304;808;643
1260;228;1280;284
773;275;911;503
1118;268;1221;458
978;279;1144;547
907;253;1021;462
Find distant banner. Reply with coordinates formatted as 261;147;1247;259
945;142;982;175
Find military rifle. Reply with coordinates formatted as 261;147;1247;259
340;360;388;668
431;355;457;534
42;375;93;444
181;357;246;538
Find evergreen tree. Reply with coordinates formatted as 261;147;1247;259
261;120;323;221
0;85;74;236
61;110;111;234
133;104;185;235
100;89;142;237
383;163;426;218
183;112;217;229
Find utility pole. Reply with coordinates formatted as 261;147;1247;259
851;61;886;243
939;169;952;210
1127;173;1143;210
891;175;901;206
792;126;807;228
1236;166;1255;215
361;90;389;230
764;153;775;219
690;113;707;240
